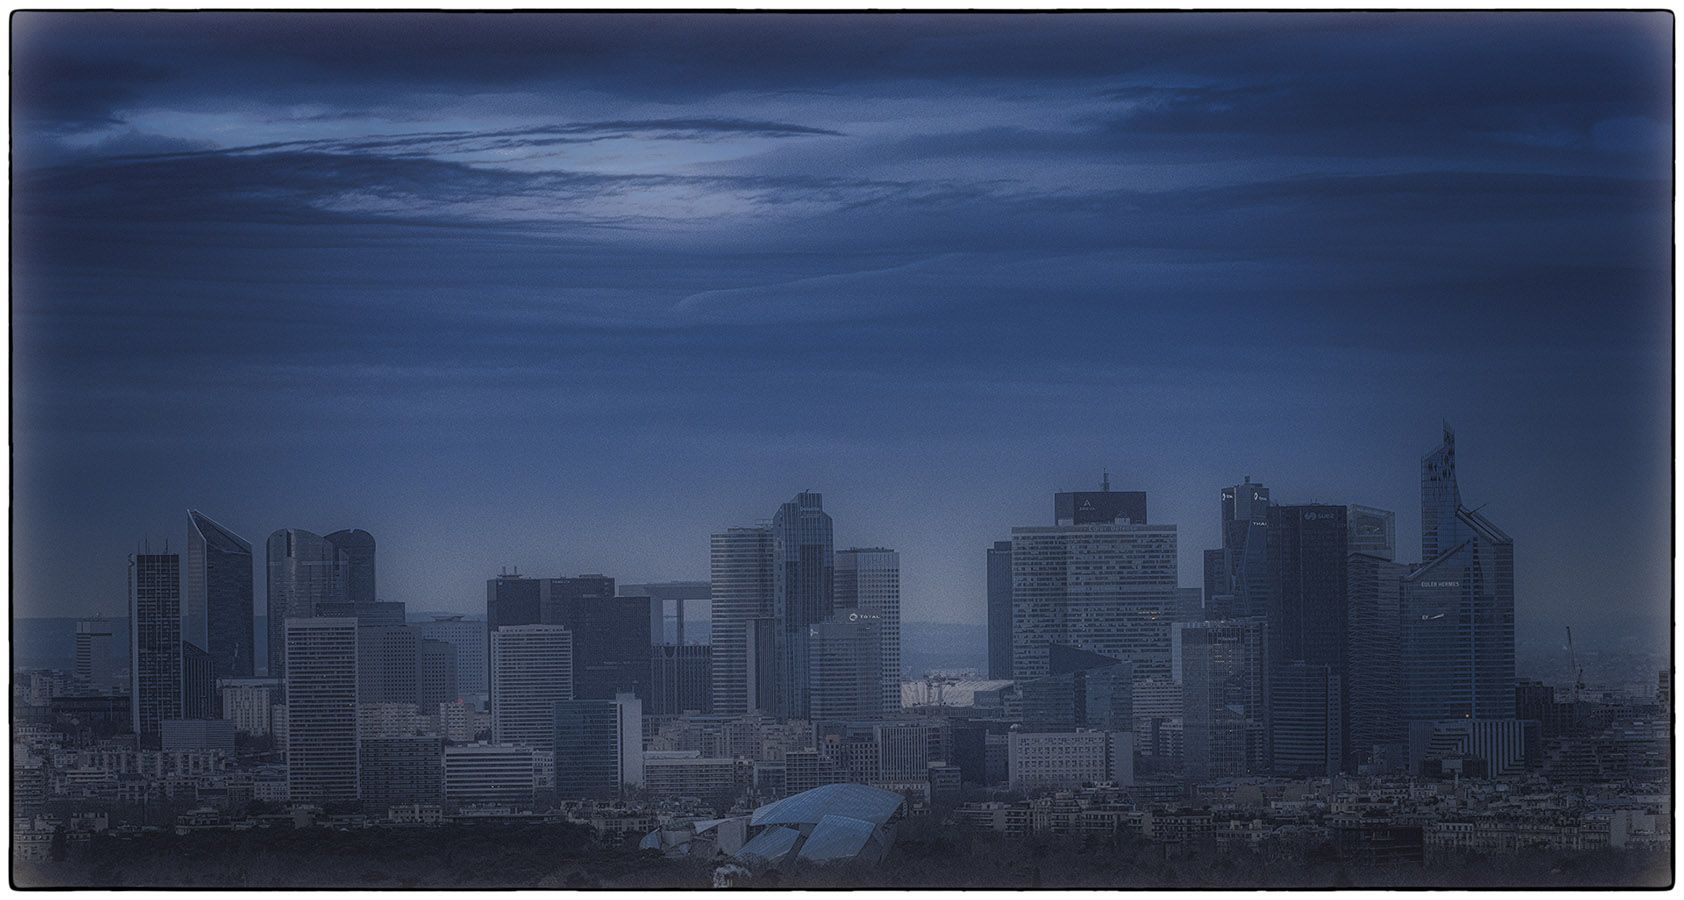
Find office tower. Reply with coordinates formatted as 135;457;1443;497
285;618;361;804
1008;730;1134;791
357;624;421;706
323;529;377;605
650;644;712;715
73;618;114;692
1055;475;1147;525
1347;505;1396;561
487;571;543;630
1020;645;1133;733
360;735;444;811
1347;551;1408;770
130;551;182;746
417;615;488;699
541;576;652;702
316;601;406;627
1174;587;1204;623
1203;478;1270;621
1010;522;1178;682
218;677;280;736
267;530;349;679
986;541;1013;679
772;491;834;720
623;581;711;645
554;692;644;799
444;744;536;809
419;638;459;709
745;617;780;715
1403;426;1516;723
186;511;255;680
834;548;901;711
1180;618;1268;781
1132;677;1184;770
710;526;775;716
181;642;216;719
1266;503;1349;772
808;612;884;722
490;625;574;749
1272;662;1342;778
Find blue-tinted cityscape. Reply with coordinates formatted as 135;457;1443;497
10;10;1672;890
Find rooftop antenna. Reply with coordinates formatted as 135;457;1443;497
1102;471;1110;492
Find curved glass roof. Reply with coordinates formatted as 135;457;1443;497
735;825;801;864
796;814;878;862
750;783;904;828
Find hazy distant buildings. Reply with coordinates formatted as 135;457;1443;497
186;510;255;679
1347;505;1396;561
323;529;377;606
419;638;459;709
130;551;182;746
772;491;834;720
1010;521;1178;682
490;625;574;749
1403;426;1516;723
417;615;488;699
710;526;776;716
267;530;349;679
284;617;360;804
986;541;1013;679
834;548;901;711
623;580;710;645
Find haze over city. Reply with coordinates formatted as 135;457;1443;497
12;12;1671;659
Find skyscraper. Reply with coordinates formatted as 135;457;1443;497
622;581;711;645
986;540;1013;679
649;643;712;715
324;529;377;605
1180;618;1268;781
1403;426;1516;722
1203;478;1270;621
540;576;652;702
1266;503;1349;773
808;612;884;722
267;530;349;679
772;491;834;719
1272;662;1342;778
486;571;542;630
1347;505;1396;561
357;624;421;706
554;693;644;799
834;548;901;712
130;551;181;746
419;638;459;709
1010;521;1178;682
186;510;255;680
1347;549;1408;770
73;618;114;693
285;617;360;804
490;624;574;749
181;642;216;719
1054;475;1148;525
709;526;775;716
417;615;488;699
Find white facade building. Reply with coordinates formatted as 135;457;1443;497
490;624;573;749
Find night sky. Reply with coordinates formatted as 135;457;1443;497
12;12;1672;655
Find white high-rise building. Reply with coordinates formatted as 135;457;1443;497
709;526;775;716
285;617;360;804
835;548;901;712
1010;523;1178;682
490;625;573;749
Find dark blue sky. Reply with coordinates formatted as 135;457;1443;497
12;12;1671;655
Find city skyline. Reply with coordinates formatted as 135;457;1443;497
11;13;1670;660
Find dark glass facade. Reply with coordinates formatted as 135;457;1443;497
187;510;255;679
324;529;377;606
1267;503;1349;772
130;552;181;746
541;576;652;702
986;541;1012;679
554;700;622;799
266;529;349;679
1204;479;1270;620
772;492;834;719
1054;484;1148;525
